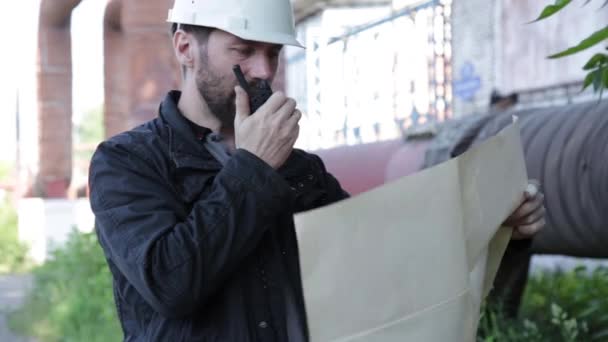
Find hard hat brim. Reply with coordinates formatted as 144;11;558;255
227;28;305;48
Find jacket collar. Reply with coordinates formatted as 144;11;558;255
159;91;211;142
159;91;221;171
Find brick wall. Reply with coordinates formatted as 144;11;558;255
122;0;180;128
103;0;130;138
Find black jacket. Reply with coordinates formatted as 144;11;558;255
89;91;349;341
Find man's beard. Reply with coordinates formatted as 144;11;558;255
195;57;270;128
195;61;237;128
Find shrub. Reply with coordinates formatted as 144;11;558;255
478;265;608;341
0;198;30;273
8;229;122;342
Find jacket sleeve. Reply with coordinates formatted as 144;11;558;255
312;154;350;204
89;139;294;319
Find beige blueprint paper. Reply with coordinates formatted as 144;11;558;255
294;122;527;342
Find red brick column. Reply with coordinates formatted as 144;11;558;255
36;0;82;198
104;0;130;138
122;0;179;126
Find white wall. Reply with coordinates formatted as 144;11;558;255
451;0;605;116
499;0;608;92
451;0;497;116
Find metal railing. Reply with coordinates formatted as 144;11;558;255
287;0;452;150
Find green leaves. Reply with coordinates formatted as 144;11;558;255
549;26;608;58
0;198;30;273
532;1;608;97
530;0;572;22
582;66;606;91
581;52;608;99
7;230;122;342
478;266;608;341
583;68;599;91
583;53;608;70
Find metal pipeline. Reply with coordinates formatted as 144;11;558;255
316;100;608;257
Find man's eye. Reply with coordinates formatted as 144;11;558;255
232;47;253;56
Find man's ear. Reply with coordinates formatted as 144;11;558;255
173;30;195;71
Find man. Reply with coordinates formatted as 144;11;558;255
88;0;545;340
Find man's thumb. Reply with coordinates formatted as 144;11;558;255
234;86;250;121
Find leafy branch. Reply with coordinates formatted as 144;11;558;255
533;0;608;95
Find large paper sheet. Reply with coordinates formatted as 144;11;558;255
294;122;527;342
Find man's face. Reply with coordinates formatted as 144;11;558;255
194;30;283;127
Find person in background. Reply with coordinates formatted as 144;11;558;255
490;89;519;112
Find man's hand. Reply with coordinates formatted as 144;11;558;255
503;180;546;240
234;86;302;169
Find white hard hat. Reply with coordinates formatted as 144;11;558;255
167;0;304;48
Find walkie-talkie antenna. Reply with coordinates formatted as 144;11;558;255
233;65;250;91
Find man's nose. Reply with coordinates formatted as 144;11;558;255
248;54;273;80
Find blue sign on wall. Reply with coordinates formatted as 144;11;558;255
453;62;481;102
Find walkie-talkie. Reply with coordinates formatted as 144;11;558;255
233;65;273;113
